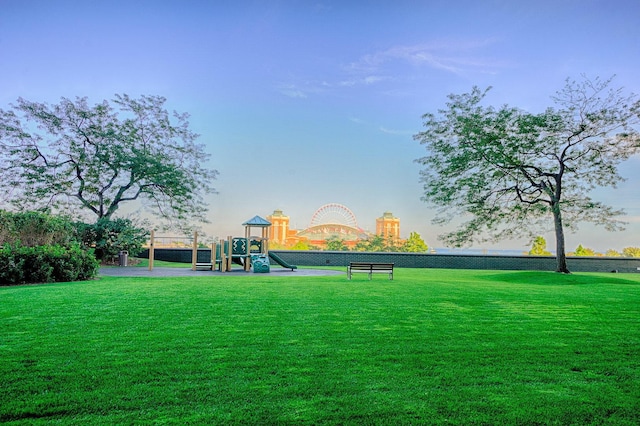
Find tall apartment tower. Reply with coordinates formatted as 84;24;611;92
376;211;400;241
266;209;290;245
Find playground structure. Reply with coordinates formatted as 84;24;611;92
146;216;297;273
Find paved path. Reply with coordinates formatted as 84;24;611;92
100;266;343;278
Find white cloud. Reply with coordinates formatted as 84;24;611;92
379;126;413;136
278;85;308;98
363;75;387;85
338;80;356;87
275;39;502;100
336;75;389;87
346;39;504;76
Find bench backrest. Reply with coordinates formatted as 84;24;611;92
349;262;394;270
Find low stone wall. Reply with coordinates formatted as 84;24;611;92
274;251;640;273
138;249;640;273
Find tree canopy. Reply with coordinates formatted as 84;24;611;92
622;247;640;258
403;232;429;253
354;234;400;252
528;236;551;256
414;76;640;273
572;244;596;257
325;236;349;251
0;95;217;230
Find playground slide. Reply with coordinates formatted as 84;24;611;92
268;252;297;270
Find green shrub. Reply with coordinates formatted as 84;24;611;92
0;244;99;285
0;210;76;247
76;218;148;261
0;245;25;284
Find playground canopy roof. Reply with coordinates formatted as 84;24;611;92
242;215;271;227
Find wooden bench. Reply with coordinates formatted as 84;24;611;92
347;262;394;280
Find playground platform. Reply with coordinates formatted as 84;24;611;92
99;266;342;278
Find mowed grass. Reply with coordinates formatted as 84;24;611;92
1;269;639;425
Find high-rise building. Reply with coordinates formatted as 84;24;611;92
266;209;290;245
376;211;400;241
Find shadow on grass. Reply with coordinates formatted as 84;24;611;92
481;270;640;286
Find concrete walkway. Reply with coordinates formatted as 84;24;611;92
99;266;343;278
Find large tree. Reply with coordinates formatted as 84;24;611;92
414;76;640;273
402;231;429;253
0;95;217;229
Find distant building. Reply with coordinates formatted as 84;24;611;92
376;211;400;242
267;209;290;244
266;204;402;249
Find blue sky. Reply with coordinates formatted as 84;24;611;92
1;0;639;252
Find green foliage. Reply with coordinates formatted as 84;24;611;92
528;236;552;256
573;244;596;257
355;235;381;251
401;231;428;252
76;218;148;261
325;236;349;251
354;234;401;252
0;94;218;231
414;76;640;273
1;271;639;423
289;241;312;251
0;244;99;285
605;249;621;257
622;246;640;257
0;210;99;284
267;241;286;250
0;210;76;247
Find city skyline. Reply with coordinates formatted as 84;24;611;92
1;1;639;253
265;204;402;250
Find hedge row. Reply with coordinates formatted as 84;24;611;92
0;244;99;285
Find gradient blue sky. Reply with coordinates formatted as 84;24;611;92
1;0;639;252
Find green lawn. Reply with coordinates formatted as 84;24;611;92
1;269;639;425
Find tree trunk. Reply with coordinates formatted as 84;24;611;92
552;203;570;274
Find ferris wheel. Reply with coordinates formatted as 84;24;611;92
309;203;359;229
